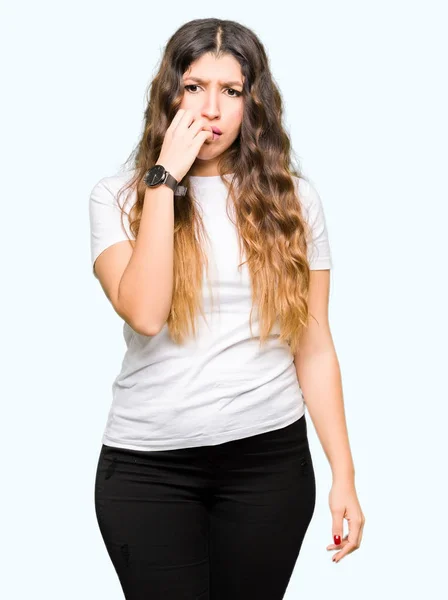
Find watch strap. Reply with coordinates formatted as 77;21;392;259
164;171;187;196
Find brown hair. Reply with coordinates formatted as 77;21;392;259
115;18;316;354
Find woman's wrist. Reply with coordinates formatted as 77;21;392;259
331;466;355;484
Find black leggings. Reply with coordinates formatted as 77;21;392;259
94;414;316;599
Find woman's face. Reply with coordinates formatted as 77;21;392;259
180;52;245;176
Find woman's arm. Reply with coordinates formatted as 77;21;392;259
117;184;175;335
294;269;355;481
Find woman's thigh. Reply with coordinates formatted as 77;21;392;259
208;415;316;600
94;444;212;600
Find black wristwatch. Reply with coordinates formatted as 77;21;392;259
143;164;187;196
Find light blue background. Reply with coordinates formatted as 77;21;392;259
1;0;446;598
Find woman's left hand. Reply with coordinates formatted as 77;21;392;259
326;478;365;563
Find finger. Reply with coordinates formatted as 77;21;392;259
192;129;214;149
188;116;213;138
176;108;194;129
326;534;349;551
332;519;362;562
356;516;366;547
331;510;344;549
347;517;362;550
172;108;194;134
168;108;187;131
332;541;358;563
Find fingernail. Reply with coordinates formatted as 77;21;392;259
334;535;341;545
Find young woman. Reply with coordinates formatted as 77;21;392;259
90;17;365;600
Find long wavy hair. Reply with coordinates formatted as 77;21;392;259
114;18;316;355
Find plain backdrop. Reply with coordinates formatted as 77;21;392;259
1;1;447;598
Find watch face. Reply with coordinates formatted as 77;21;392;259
145;165;166;186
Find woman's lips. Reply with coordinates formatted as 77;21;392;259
204;126;222;141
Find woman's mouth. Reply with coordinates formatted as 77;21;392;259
211;127;222;140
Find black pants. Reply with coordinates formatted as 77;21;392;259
94;414;316;599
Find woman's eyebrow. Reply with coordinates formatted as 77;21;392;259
183;76;243;87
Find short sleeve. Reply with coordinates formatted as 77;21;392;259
88;175;135;279
295;177;333;270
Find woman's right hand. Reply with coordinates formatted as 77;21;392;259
156;108;214;182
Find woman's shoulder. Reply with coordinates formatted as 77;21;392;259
92;167;137;193
89;168;138;211
291;174;319;201
290;175;325;219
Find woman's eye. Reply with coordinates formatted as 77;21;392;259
184;85;241;97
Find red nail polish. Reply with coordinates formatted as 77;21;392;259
334;535;341;545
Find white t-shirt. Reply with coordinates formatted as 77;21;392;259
89;169;332;451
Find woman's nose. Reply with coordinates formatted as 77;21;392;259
201;95;220;119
